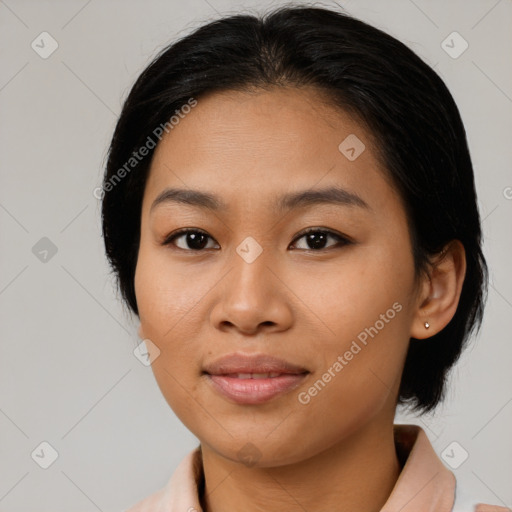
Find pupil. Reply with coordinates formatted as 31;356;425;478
188;232;208;250
308;232;327;249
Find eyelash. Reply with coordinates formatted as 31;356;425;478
162;227;352;252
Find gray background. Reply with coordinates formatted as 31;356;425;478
0;0;511;510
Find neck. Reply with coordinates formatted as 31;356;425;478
200;418;401;512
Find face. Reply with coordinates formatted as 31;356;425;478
134;87;423;467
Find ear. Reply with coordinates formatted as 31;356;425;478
410;240;466;339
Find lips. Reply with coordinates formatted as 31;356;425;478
203;353;309;405
203;352;308;376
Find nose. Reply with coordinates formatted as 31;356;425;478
209;247;293;336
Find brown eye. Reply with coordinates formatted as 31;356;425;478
163;229;219;251
163;227;350;252
290;228;350;251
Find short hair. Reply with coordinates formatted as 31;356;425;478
101;4;488;413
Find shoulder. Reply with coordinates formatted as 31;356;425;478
123;446;203;512
123;487;167;512
473;506;511;512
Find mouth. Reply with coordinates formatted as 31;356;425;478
202;353;310;405
214;372;290;379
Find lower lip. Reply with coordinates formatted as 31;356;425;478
206;373;308;404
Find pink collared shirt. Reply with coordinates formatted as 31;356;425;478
125;424;509;512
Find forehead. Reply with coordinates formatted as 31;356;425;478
151;86;373;157
143;86;398;215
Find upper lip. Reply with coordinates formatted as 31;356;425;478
203;353;309;375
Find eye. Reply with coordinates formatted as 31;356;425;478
163;229;219;251
290;228;350;251
163;227;350;252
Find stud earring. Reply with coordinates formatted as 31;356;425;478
424;322;430;329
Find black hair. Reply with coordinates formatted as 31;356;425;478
101;4;488;413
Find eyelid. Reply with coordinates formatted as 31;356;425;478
162;227;352;252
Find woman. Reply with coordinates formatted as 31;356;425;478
100;5;507;512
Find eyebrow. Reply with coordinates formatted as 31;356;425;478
150;186;370;214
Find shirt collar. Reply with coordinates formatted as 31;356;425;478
158;424;455;512
381;424;455;511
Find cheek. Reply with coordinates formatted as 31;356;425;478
134;240;234;402
289;303;411;456
134;245;203;384
292;242;415;409
135;242;203;337
300;239;416;347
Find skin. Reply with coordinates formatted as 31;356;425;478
134;86;466;512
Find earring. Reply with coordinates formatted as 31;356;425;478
424;322;430;329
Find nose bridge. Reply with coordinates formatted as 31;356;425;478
230;234;273;296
